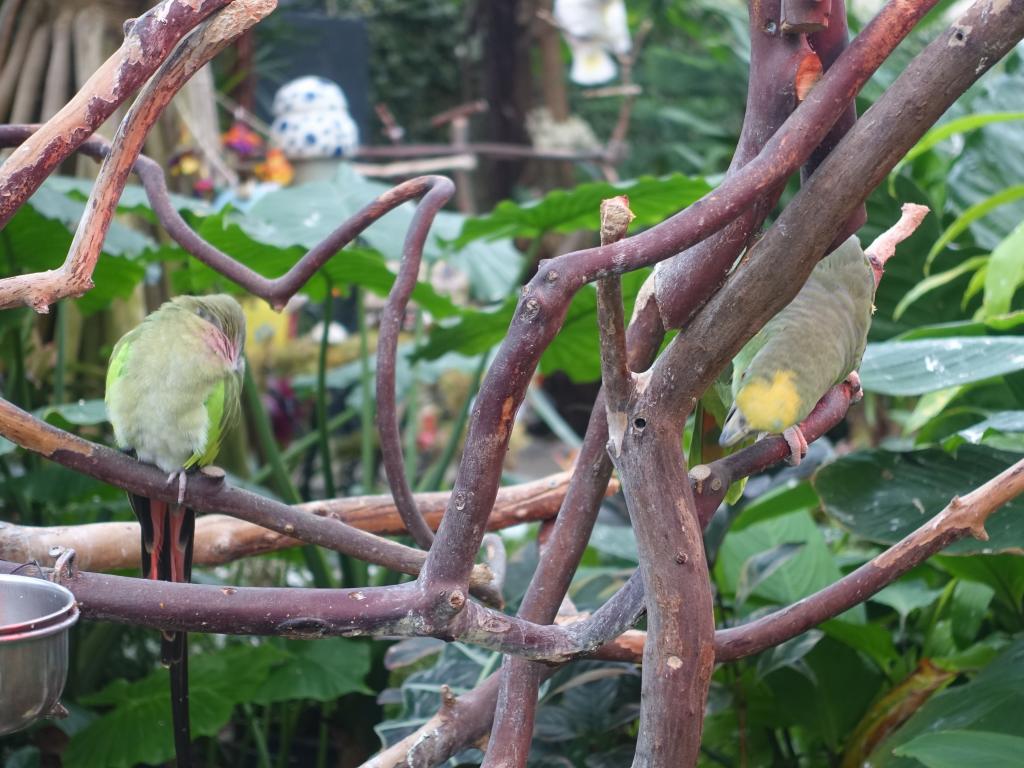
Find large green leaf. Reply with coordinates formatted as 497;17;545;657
894;730;1024;768
736;542;806;605
982;220;1024;317
414;297;517;361
171;213;462;317
27;182;155;257
715;509;845;609
946;69;1024;252
860;337;1024;396
814;445;1024;555
241;166;414;257
66;643;285;768
253;639;372;704
893;256;988;321
454;174;712;246
426;209;523;303
45;175;212;218
730;481;820;533
942;410;1024;450
870;638;1024;767
895;311;1024;341
417;269;652;382
897;111;1024;169
924;185;1024;274
2;187;147;314
764;638;884;750
34;399;108;427
538;268;652;382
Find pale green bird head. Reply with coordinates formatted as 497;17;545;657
171;294;247;373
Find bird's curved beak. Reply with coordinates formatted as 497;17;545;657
719;408;748;448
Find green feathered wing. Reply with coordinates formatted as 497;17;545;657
720;236;875;445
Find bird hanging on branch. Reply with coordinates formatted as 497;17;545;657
719;236;875;465
717;200;931;464
105;294;246;767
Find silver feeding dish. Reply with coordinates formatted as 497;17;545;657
0;574;79;735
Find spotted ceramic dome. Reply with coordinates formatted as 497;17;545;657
270;76;359;160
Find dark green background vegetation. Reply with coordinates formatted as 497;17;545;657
2;1;1024;766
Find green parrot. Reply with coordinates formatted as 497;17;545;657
719;236;873;464
105;294;246;767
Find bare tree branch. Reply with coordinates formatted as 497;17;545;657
0;0;275;312
416;0;942;607
375;175;452;549
4;453;1018;654
0;398;498;598
0;471;604;571
588;456;1024;663
0;0;239;228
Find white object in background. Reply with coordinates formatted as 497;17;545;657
553;0;631;86
270;76;360;161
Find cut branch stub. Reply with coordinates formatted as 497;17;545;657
781;0;832;35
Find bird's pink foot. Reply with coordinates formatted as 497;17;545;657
783;426;808;466
166;470;187;505
845;371;864;403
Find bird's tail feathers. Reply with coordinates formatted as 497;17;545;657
167;634;192;768
128;491;194;767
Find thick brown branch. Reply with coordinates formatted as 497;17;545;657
4;452;1018;652
596;196;634;446
715;456;1024;659
409;2;939;761
653;0;809;329
617;428;714;767
651;0;1024;423
375;174;452;549
588;456;1024;663
0;471;599;571
0;398;497;596
0;0;274;312
0;0;238;228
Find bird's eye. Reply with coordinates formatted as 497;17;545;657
195;307;210;322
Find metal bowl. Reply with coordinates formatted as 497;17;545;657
0;574;79;735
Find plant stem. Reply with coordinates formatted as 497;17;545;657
54;300;68;403
251;408;356;485
403;309;425;485
357;288;376;493
0;455;30;521
419;352;488;492
525;385;582;450
243;360;333;588
315;705;331;768
242;703;273;768
317;284;337;499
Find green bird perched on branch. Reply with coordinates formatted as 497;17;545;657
105;294;246;767
719;236;874;465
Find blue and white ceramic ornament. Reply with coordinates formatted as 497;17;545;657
270;76;360;160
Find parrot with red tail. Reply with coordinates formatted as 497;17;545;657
105;294;246;767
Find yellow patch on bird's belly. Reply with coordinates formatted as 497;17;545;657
737;370;801;432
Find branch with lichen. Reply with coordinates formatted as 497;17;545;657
0;471;601;572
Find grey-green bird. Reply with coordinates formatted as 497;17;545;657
105;294;245;768
719;236;874;463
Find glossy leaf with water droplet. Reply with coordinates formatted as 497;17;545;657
814;444;1024;555
860;337;1024;396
